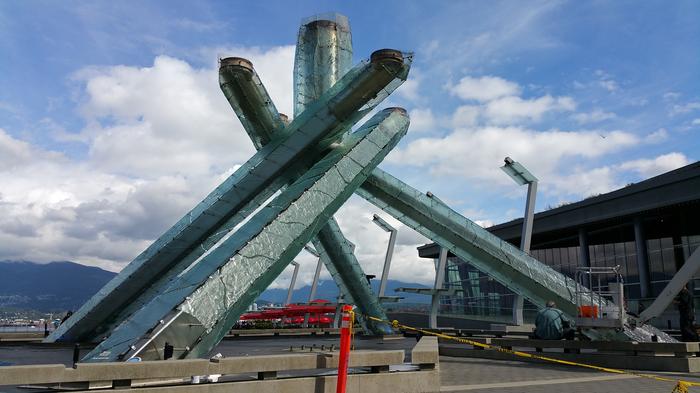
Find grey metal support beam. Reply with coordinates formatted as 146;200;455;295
286;261;300;305
634;217;652;298
372;214;397;297
429;248;448;329
578;228;591;287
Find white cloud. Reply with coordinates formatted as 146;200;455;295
644;128;668;143
618;152;690;178
0;128;41;170
0;47;296;273
449;76;520;102
74;50;296;178
451;105;480;127
548;166;619;197
387;126;639;196
483;95;576;124
474;220;494;228
573;109;616;124
408;108;436;133
334;196;433;285
692;119;700;126
397;71;422;103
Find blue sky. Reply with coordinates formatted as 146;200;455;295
0;1;698;285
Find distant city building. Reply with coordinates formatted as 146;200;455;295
418;161;700;328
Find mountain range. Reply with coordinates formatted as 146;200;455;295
0;260;429;313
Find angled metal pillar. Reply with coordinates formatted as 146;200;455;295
286;261;300;305
429;247;448;329
356;168;595;317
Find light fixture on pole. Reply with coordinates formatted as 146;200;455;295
304;245;322;302
285;261;300;306
372;214;397;298
500;157;538;325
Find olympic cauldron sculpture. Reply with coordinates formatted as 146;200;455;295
48;14;671;362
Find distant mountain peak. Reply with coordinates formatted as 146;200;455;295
0;260;116;312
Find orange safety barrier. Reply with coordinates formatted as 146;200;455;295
578;305;599;318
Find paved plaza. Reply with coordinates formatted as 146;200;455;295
439;355;699;392
3;336;700;392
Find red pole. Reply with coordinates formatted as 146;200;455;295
336;304;353;393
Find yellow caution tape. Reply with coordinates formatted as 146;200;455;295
364;314;700;393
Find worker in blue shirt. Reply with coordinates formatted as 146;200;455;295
534;300;575;340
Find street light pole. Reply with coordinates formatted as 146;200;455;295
285;261;300;306
372;214;397;298
303;245;322;328
304;245;322;302
500;157;538;326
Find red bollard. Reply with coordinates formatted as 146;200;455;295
336;304;354;393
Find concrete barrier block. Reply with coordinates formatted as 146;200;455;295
0;364;66;385
412;336;439;365
70;359;209;381
211;353;318;374
320;350;404;368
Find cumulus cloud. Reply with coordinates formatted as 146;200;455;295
451;105;479;127
74;50;295;178
618;152;690;178
334;196;433;285
483;95;575;124
0;47;296;273
387;125;640;195
449;76;520;102
644;128;668;143
408;108;436;133
446;75;575;125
